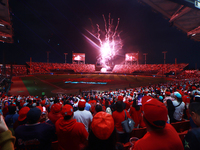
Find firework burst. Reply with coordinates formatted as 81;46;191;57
84;13;123;69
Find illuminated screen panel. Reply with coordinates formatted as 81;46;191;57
72;53;85;61
125;53;138;61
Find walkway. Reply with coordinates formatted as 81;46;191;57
8;76;30;96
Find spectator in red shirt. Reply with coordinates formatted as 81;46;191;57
129;99;142;128
112;101;131;144
132;98;184;150
48;103;62;124
55;104;88;150
88;98;97;114
85;111;123;150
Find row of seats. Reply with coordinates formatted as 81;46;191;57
26;62;96;74
0;62;190;76
112;64;188;74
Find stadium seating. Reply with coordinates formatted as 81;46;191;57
26;62;95;74
130;127;147;139
112;63;188;75
171;120;190;133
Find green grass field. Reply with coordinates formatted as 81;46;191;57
20;74;170;97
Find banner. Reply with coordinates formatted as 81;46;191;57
125;53;138;61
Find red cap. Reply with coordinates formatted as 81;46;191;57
36;106;46;114
51;103;62;114
40;100;46;106
118;95;123;101
143;98;168;128
130;93;133;97
61;104;73;116
18;107;30;121
78;99;86;108
182;95;190;103
10;104;16;107
91;112;114;140
165;91;171;96
192;86;196;90
141;95;152;105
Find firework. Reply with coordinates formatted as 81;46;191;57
84;13;123;69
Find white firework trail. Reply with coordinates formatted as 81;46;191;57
84;13;123;68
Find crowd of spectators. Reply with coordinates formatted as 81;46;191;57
112;63;188;75
26;62;96;74
0;65;27;77
0;62;189;77
1;71;200;149
176;70;200;79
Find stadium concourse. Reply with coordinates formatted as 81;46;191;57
1;63;200;149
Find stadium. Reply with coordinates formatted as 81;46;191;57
0;53;188;97
0;0;200;150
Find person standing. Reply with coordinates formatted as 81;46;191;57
132;98;184;150
73;99;93;132
55;104;88;150
183;102;200;150
15;107;56;150
129;99;142;128
172;92;185;122
84;111;123;150
48;103;62;124
112;101;131;144
5;105;19;135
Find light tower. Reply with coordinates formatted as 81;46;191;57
162;51;167;64
46;51;50;63
64;53;68;63
143;53;148;65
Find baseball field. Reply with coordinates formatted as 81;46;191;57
9;74;171;97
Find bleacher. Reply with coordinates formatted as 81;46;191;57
112;63;188;75
0;62;188;76
26;62;95;74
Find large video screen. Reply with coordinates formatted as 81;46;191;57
72;53;85;61
125;53;138;61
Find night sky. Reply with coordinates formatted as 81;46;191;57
1;0;200;69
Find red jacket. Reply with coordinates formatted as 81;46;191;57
129;106;142;128
112;110;131;132
55;118;88;150
133;123;184;150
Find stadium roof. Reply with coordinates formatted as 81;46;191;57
0;0;13;43
139;0;200;41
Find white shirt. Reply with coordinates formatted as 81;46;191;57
172;100;185;121
73;110;93;132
